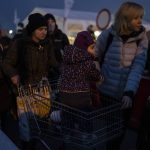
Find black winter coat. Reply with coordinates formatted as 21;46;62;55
47;28;69;63
3;37;58;84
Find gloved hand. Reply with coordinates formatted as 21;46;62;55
121;96;132;109
50;110;61;122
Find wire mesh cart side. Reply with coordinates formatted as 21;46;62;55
17;80;124;150
49;96;124;149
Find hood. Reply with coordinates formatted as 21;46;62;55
63;45;92;64
74;31;94;50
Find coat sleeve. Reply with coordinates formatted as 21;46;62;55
85;59;103;82
62;33;70;48
124;32;148;94
48;40;58;68
2;40;19;78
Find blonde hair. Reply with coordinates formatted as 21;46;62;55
114;1;144;35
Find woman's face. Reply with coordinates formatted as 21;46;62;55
32;26;47;42
129;16;142;32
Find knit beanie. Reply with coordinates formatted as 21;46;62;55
26;13;47;35
44;13;56;22
74;31;95;50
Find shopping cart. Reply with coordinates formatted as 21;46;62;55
17;79;124;150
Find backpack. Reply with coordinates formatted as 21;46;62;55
100;33;113;66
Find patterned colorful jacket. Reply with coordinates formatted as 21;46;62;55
59;45;102;92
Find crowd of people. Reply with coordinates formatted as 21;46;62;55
0;1;150;150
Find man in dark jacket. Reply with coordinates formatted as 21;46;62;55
44;13;69;63
44;13;69;80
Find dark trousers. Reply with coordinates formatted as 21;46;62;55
60;91;92;110
106;108;132;150
0;112;8;131
136;100;150;150
21;140;36;150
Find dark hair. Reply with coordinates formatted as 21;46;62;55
0;36;11;51
0;36;11;46
44;13;56;22
18;22;24;28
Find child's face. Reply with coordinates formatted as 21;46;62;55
87;43;95;55
129;16;142;32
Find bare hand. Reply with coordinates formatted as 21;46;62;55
121;96;132;109
11;75;20;86
87;43;96;56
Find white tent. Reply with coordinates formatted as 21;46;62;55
23;6;150;33
23;7;99;32
23;7;103;43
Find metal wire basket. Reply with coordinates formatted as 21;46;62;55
17;80;124;150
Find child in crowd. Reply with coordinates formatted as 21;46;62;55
59;31;103;111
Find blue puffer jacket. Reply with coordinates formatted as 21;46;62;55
95;26;148;100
